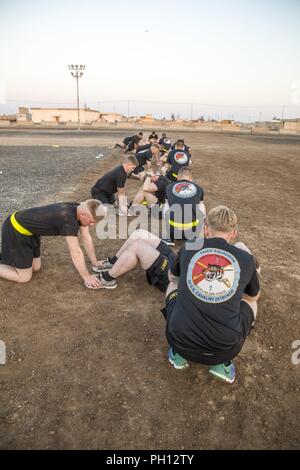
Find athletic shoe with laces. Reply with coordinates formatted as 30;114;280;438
162;238;175;247
127;207;136;216
92;259;113;272
209;361;236;384
115;208;129;216
97;271;117;289
168;348;189;369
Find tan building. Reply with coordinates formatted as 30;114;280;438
280;118;300;134
30;107;125;125
16;107;32;124
139;114;154;122
99;113;126;123
31;107;100;124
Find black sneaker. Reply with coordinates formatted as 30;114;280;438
97;271;117;289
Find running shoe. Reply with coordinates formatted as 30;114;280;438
97;271;117;289
168;348;189;369
162;238;175;247
209;362;236;384
92;259;113;272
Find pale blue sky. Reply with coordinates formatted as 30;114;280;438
1;0;300;120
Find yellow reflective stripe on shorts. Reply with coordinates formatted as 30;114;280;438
169;219;199;229
10;212;33;236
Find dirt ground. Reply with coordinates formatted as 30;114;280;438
0;129;299;450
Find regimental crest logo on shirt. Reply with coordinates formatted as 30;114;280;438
174;151;188;164
186;248;240;303
172;182;197;198
163;138;171;145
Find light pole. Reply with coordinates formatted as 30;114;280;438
68;64;85;130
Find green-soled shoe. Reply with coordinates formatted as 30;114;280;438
209;362;236;384
168;348;189;369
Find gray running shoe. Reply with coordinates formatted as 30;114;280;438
93;259;113;272
97;271;117;289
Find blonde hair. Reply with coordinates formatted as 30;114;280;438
151;143;160;150
178;166;192;179
82;199;106;219
124;155;139;167
206;206;237;233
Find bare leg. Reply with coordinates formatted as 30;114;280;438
131;171;145;181
116;229;161;258
0;265;33;283
160;164;168;176
132;187;147;206
235;242;259;323
234;241;251;254
32;257;41;272
242;298;258;321
143;191;158;206
109;240;160;278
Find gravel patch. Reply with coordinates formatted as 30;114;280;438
0;145;109;232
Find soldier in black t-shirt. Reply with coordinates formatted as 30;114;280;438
158;134;172;156
163;167;206;243
131;144;161;181
93;229;176;293
171;139;190;155
114;132;143;152
160;139;191;182
130;173;171;209
149;131;158;142
162;206;260;384
91;156;138;215
0;200;107;288
158;133;168;146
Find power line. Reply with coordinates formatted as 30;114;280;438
3;99;300;108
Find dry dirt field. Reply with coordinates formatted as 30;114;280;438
0;129;299;449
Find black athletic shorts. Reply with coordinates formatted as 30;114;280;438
127;140;136;152
166;169;177;182
1;216;41;269
91;189;115;205
133;165;145;175
145;253;171;292
162;291;255;365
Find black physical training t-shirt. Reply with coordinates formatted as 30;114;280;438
135;149;152;167
167;238;260;363
124;134;139;144
166;179;204;224
167;149;191;175
136;143;152;153
149;133;158;140
159;137;172;150
92;165;127;196
15;203;80;237
153;176;171;203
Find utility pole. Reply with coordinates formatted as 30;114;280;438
190;103;193;121
68;64;85;130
